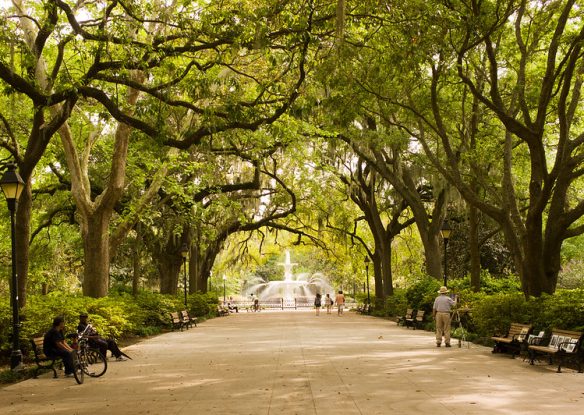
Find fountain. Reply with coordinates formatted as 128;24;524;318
243;250;333;306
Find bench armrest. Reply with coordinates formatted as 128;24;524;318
527;335;542;345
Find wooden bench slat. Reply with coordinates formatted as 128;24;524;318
397;309;414;326
491;323;532;357
180;310;197;328
169;312;184;331
528;328;584;373
30;337;59;378
405;310;425;330
217;305;229;316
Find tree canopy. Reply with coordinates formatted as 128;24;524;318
1;0;584;305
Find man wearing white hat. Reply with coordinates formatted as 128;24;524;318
433;286;456;347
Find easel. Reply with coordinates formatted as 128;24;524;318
451;308;469;348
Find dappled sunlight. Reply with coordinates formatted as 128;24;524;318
2;312;582;414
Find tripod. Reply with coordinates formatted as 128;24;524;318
451;308;469;348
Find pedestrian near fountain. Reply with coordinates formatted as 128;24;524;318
314;293;322;316
325;293;333;314
335;290;345;316
433;286;456;347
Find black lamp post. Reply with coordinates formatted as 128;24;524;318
222;275;227;304
440;221;452;287
364;256;371;305
180;243;189;307
1;163;25;370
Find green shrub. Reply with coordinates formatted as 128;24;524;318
188;292;218;317
464;289;584;339
381;290;408;317
0;367;31;384
132;291;183;329
536;289;584;332
468;292;532;338
448;271;522;295
405;277;441;312
354;292;369;305
0;291;221;362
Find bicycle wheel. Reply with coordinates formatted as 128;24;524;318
73;354;84;384
81;348;107;377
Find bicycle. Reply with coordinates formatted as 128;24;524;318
73;324;108;378
71;348;84;384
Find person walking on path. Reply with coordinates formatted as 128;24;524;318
314;293;322;316
335;290;345;316
325;294;333;314
433;286;456;347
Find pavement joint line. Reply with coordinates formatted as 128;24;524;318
266;321;284;415
298;318;319;415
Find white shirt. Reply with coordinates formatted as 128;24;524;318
433;295;455;312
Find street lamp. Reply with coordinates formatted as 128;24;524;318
0;163;25;370
364;256;371;306
180;243;189;307
222;275;227;304
440;221;452;287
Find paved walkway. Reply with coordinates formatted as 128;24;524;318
1;311;583;415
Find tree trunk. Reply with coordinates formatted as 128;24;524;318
372;254;383;300
520;219;556;296
132;222;142;296
419;230;443;280
132;251;140;296
15;183;32;308
381;245;394;297
159;255;180;295
81;212;112;297
59;73;142;298
469;204;481;292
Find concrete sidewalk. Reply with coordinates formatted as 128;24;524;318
1;311;582;415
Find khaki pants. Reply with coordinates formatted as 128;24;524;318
435;312;451;345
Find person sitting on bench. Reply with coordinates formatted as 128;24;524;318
43;316;75;377
78;313;129;361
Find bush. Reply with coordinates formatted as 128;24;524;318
188;292;218;318
536;289;584;332
380;290;408;317
447;271;522;295
0;291;221;363
463;288;584;340
468;292;533;338
405;277;441;312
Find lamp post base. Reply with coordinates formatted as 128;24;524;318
10;350;23;371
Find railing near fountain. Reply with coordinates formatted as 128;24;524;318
230;298;357;310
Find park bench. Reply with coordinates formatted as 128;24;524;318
30;337;59;378
169;312;184;331
217;305;230;316
396;309;414;326
491;323;532;358
356;303;371;314
528;328;584;373
180;310;198;328
405;310;425;330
